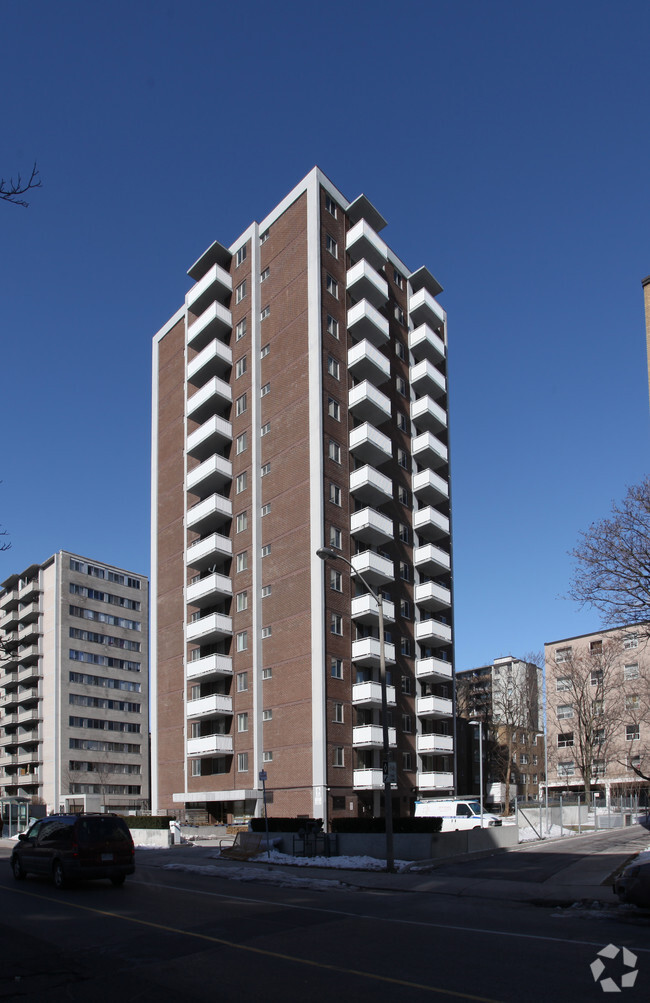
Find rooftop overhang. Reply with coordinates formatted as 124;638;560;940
188;240;232;281
409;265;443;298
347;193;387;233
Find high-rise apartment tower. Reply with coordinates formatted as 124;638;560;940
151;168;454;824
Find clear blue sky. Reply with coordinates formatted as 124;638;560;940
2;1;649;669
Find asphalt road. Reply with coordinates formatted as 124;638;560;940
1;837;648;1002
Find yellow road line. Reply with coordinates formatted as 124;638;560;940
7;885;501;1002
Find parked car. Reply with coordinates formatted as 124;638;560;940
10;813;135;888
614;858;650;908
414;798;502;830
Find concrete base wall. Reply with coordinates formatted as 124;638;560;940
130;828;172;847
268;826;519;861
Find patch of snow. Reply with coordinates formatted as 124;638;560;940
518;823;574;842
162;861;353;891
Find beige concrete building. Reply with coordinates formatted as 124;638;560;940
0;552;149;813
545;628;649;801
151;167;454;825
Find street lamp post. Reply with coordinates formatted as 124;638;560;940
537;730;549;837
316;546;394;872
469;720;484;827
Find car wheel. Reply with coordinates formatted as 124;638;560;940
52;861;67;889
110;874;126;887
12;857;26;880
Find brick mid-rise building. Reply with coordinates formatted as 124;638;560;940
151;168;454;825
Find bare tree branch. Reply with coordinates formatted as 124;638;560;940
0;162;42;207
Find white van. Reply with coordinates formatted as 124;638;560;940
414;798;502;831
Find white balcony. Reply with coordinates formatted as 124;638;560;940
186;694;233;719
416;695;453;718
417;734;454;755
187;735;233;756
353;725;397;748
18;580;40;602
347;299;389;347
417;771;454;791
350;507;394;545
187;301;232;352
187;415;233;461
187;375;232;418
351;550;394;586
350;595;395;625
409;323;445;365
416;657;453;683
186;573;232;608
346;259;388;308
347;339;390;385
412;469;449;505
353;768;385;790
414;543;450;575
186;532;231;571
186;613;232;644
414;581;451;612
352;681;396;706
413;506;449;542
187;454;232;495
187;338;232;387
410;395;447;435
348;380;391;425
410;359;446;400
412;431;447;470
349;423;392;467
186;654;233;681
351;637;396;666
187;261;232;315
409;287;446;332
346;219;388;271
349;465;393;506
186;493;232;534
16;707;41;726
415;619;452;645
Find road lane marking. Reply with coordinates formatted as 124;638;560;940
3;884;500;1002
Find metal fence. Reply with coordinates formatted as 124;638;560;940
516;795;648;838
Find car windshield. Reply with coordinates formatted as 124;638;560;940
467;802;483;815
76;818;131;844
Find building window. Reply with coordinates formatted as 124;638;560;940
235;356;247;379
236;245;247;267
626;725;640;741
394;305;405;325
326;314;339;339
235;393;247;416
401;674;412;695
590;640;603;655
397;448;409;470
262;751;273;762
328;396;340;421
327;355;340;379
331;658;343;679
236;511;248;533
236;318;247;341
260;305;270;321
556;677;571;691
624;663;640;680
260;423;271;439
326;274;338;299
261;462;271;477
236;591;248;612
326;234;338;258
333;747;344;767
261;585;272;598
396;376;407;397
261;503;272;517
260;267;270;282
403;752;412;771
398;486;409;506
262;708;272;721
398;523;409;544
260;343;270;359
399;562;410;581
262;667;272;679
236;671;248;691
329;440;341;464
236;631;248;652
558;761;575;777
329;483;342;506
333;702;344;723
396;412;407;431
325;195;337;217
393;268;403;289
260;229;269;244
261;544;272;558
329;526;342;549
236;472;247;494
402;714;412;732
191;759;201;777
555;647;572;662
520;754;529;765
330;569;342;592
262;626;272;638
624;634;638;649
261;382;270;397
590;670;603;686
235;280;247;304
331;613;343;636
236;551;248;573
592;760;605;778
236;433;247;455
237;752;248;772
400;599;411;619
557;704;574;720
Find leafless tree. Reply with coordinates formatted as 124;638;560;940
1;163;41;207
567;478;650;637
489;661;541;814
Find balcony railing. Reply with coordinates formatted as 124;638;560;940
413;506;449;542
186;573;232;607
187;301;232;352
351;637;396;666
186;613;232;644
187;415;233;461
186;654;233;681
347;339;390;385
409;323;445;365
187;261;232;315
410;359;446;400
409;287;446;331
350;595;395;625
187;735;233;756
346;259;388;308
353;768;385;790
350;506;394;545
347;299;389;347
186;493;232;534
416;734;453;755
416;771;454;790
349;423;392;467
414;581;451;612
187;454;232;496
348;380;391;425
351;550;394;586
352;680;396;706
416;695;453;718
346;219;388;271
415;619;452;645
410;395;447;434
413;542;450;575
349;465;393;506
352;725;397;748
412;431;448;470
186;694;233;719
412;469;449;505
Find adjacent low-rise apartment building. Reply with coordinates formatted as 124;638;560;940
0;552;149;814
545;628;650;801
